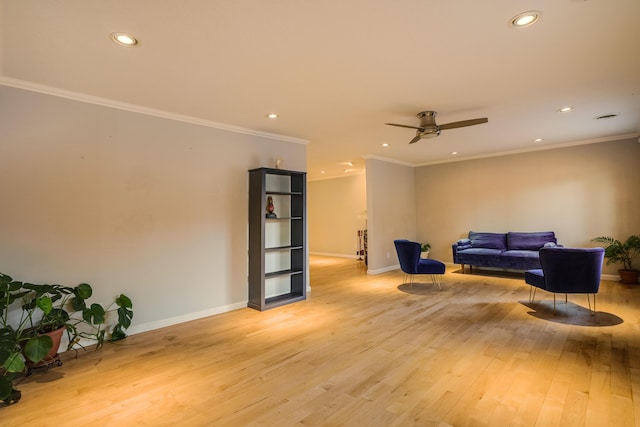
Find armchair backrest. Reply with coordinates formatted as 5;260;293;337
539;247;605;294
394;240;421;274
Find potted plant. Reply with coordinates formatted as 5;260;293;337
420;242;431;259
591;235;640;284
0;272;133;404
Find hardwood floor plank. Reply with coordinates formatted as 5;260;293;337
2;256;639;426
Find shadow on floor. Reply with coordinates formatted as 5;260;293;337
520;300;623;327
397;283;442;295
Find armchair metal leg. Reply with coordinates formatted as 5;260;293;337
430;274;442;290
587;294;596;316
553;293;556;314
529;286;537;302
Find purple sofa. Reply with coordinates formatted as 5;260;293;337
452;231;560;273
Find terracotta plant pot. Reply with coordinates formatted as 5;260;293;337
619;269;640;285
25;326;65;369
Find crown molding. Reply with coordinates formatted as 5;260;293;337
361;154;414;167
0;77;309;145
415;133;640;167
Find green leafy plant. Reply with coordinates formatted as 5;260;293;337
0;272;133;404
591;235;640;271
421;243;431;252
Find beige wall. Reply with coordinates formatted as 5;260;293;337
415;138;640;275
365;158;416;273
0;85;307;332
308;173;366;257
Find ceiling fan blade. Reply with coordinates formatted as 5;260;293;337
385;123;424;131
439;118;488;130
409;134;422;144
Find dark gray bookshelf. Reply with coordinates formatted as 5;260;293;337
248;167;306;311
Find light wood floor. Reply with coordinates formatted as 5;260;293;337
3;256;640;426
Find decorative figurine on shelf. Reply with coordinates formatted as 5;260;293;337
266;196;277;218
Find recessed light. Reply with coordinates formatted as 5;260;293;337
509;11;541;28
558;106;573;113
450;151;458;155
266;113;279;119
534;138;543;143
111;32;139;46
382;143;389;147
320;170;326;174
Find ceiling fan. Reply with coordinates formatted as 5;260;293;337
385;111;488;144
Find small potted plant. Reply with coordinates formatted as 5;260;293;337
0;272;133;404
420;242;431;259
592;235;640;284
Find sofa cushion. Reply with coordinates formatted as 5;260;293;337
459;248;503;256
507;232;556;251
501;250;540;259
469;232;507;250
454;248;503;267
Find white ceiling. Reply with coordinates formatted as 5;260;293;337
2;0;639;180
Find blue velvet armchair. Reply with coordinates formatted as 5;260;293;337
394;239;446;289
524;247;605;314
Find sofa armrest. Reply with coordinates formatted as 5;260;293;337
452;240;472;263
452;243;460;263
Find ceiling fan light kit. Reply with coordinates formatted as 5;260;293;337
386;111;488;144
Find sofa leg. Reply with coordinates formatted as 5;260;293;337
461;264;465;274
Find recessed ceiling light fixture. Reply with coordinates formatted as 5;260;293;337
266;113;279;119
110;32;139;47
382;143;389;147
534;138;543;143
450;151;458;155
558;106;573;113
509;11;541;28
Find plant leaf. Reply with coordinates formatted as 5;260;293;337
83;304;106;324
117;306;133;329
0;376;14;402
71;296;86;311
76;283;92;299
36;295;53;315
2;350;26;373
110;324;127;342
23;335;53;363
116;294;133;309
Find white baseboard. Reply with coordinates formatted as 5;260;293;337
367;264;400;275
125;301;248;336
